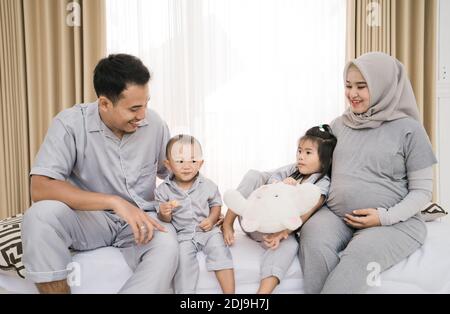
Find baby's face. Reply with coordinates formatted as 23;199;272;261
166;142;204;183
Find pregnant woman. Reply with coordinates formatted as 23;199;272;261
298;52;437;293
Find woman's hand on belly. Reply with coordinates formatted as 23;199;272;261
344;208;381;229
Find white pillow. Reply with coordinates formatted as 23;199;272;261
0;214;25;278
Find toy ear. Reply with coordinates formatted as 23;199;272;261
283;216;303;231
241;219;259;233
223;189;247;216
294;183;321;210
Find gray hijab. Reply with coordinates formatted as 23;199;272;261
342;52;420;129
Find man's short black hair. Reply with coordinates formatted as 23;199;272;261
93;54;150;104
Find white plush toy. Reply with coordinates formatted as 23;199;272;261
223;182;321;233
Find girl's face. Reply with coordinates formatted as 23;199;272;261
296;139;322;176
345;66;371;114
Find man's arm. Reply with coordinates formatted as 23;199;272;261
31;175;117;210
31;175;166;244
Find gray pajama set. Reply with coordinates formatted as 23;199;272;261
155;174;233;294
21;101;179;293
298;116;437;293
236;164;330;282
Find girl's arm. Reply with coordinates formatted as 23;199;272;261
222;209;238;246
223;208;238;226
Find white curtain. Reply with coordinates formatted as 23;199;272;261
106;0;346;195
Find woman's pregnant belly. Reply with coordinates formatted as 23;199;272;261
327;174;406;218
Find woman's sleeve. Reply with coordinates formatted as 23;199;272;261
403;123;437;172
377;122;437;226
377;167;432;226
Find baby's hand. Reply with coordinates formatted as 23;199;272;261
159;201;177;216
199;218;214;232
283;177;298;186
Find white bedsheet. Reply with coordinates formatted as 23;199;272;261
1;221;449;294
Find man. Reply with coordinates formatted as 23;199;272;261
21;54;178;293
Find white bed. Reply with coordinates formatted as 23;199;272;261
1;221;449;294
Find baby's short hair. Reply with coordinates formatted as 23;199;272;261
165;134;203;160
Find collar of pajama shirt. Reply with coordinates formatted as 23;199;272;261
299;172;322;184
30;101;170;211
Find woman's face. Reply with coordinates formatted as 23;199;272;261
345;66;370;114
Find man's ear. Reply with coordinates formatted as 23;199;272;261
98;96;112;112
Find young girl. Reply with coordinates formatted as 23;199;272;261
222;125;337;294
